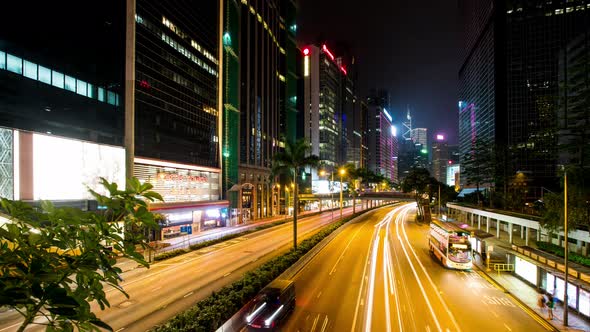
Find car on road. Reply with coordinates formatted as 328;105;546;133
246;279;296;331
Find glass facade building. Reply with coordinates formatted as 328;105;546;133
135;0;219;168
0;0;125;201
459;0;590;190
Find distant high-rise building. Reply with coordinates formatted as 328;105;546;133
459;0;590;190
366;105;396;182
448;144;460;165
411;128;428;148
402;107;412;141
431;134;449;182
303;43;352;174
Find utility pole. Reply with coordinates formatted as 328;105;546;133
124;0;136;186
564;171;569;326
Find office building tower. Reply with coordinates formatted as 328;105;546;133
411;128;428;148
133;0;229;237
558;30;590;168
303;43;351;173
402;107;412;141
432;134;449;182
220;0;298;221
366;105;396;182
459;0;590;190
0;0;126;203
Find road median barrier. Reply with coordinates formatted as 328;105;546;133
150;202;398;332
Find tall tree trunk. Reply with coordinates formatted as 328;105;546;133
352;190;356;214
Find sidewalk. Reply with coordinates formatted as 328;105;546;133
116;204;363;273
473;228;590;331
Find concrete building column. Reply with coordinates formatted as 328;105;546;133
477;215;481;229
577;240;583;254
521;225;524;239
525;227;530;246
508;223;513;244
537;228;541;242
470;213;474;226
486;216;490;233
497;219;501;239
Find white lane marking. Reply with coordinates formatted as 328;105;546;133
310;314;320;332
183;291;193;298
504;324;512;331
364;237;381;332
397;204;462;332
351;208;400;332
383;234;393;332
320;316;329;332
329;219;369;275
223;272;231;277
385;237;403;331
151;286;162;292
393;205;443;332
492;310;499;318
115;328;125;332
317;291;322;299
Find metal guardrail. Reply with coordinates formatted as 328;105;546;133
493;263;514;276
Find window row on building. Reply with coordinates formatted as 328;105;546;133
0;50;120;106
136;14;218;77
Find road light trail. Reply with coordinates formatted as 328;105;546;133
397;205;462;332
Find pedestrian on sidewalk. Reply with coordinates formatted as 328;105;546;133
537;291;546;314
545;292;554;320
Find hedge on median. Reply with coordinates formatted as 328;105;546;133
536;241;590;268
150;205;390;332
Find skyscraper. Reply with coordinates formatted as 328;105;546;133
303;43;351;173
366;105;396;182
432;134;449;183
411;128;428;148
459;0;590;190
221;0;298;221
133;0;228;236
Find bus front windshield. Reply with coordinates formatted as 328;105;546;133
448;241;471;263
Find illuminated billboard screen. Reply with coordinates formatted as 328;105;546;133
33;134;125;200
312;180;347;194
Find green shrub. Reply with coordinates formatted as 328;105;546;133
536;241;590;268
151;205;391;332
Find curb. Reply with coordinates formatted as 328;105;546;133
473;261;559;332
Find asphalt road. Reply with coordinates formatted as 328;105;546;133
0;204;378;332
282;203;554;332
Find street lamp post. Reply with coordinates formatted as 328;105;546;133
564;171;569;326
285;187;289;220
339;168;346;220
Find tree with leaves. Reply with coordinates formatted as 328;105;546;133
400;167;432;218
341;163;361;214
272;138;319;249
0;177;163;332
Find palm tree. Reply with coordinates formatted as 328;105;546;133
272;138;319;249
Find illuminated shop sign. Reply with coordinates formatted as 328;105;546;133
157;172;208;183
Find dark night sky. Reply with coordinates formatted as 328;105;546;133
298;0;460;144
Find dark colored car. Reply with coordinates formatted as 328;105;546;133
246;279;296;331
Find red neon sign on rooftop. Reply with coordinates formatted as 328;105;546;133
322;44;335;61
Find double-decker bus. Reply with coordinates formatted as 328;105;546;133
428;219;472;270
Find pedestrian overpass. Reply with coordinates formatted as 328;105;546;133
357;192;415;201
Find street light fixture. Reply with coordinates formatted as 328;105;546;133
339;168;346;220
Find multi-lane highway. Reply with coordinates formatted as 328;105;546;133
0;205;374;332
283;203;555;332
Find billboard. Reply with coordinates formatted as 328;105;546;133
33;134;125;200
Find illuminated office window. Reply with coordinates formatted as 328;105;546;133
7;54;22;74
38;66;51;84
23;60;37;80
0;51;5;70
98;87;105;102
64;75;75;92
76;80;87;96
52;71;64;89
